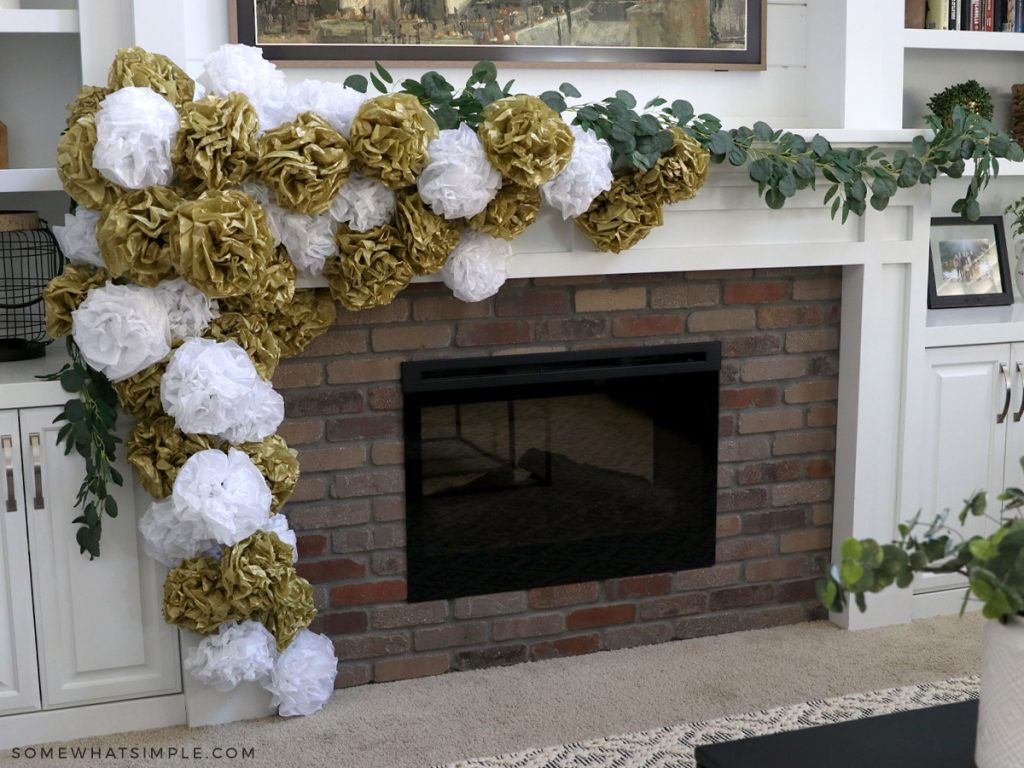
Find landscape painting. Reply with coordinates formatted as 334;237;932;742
233;0;766;67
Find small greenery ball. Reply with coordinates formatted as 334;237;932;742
927;79;994;126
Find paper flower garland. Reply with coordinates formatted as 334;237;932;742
286;79;368;138
57;114;122;212
467;182;541;241
107;46;194;110
348;93;439;188
92;87;180;190
393;189;461;275
43;263;108;339
478;95;574;188
324;224;412;311
173;93;260;192
263;629;338;717
127;415;217;499
540;126;614;219
329;173;396;233
53;208;103;268
417;124;502;220
97;186;182;286
440;230;512;302
197;43;287;129
184;620;277;693
153;278;219;341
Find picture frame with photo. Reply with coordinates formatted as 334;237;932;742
230;0;766;69
928;216;1013;309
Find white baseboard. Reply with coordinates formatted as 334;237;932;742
912;588;981;620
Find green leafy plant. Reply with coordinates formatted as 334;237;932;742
39;337;123;559
928;79;994;127
818;464;1024;623
1006;197;1024;239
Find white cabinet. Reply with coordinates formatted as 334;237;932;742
919;343;1024;593
0;403;181;734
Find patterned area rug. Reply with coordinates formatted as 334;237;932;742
439;676;980;768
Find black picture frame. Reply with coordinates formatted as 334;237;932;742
231;0;766;70
928;216;1013;309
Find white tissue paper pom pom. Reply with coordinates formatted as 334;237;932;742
138;497;216;568
53;208;103;268
219;379;284;444
161;337;264;440
240;179;274;208
241;180;336;275
261;514;298;563
92;87;179;190
198;44;287;129
540;126;614;220
328;173;395;233
440;230;512;303
417;124;501;220
71;283;171;382
171;448;272;547
287;79;368;137
152;278;220;340
184;621;277;693
263;630;338;717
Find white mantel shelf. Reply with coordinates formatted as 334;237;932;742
0;8;78;34
0;346;70;409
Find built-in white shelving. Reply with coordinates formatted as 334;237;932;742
0;168;61;194
904;28;1024;52
926;303;1024;347
0;9;78;34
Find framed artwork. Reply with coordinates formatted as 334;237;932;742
231;0;766;69
928;216;1013;309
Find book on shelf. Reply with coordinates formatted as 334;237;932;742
1016;0;1024;31
906;0;927;27
926;0;950;27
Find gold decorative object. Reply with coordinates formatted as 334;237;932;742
204;310;282;380
467;181;541;240
478;95;574;188
65;85;112;129
348;93;439;189
173;93;260;192
97;186;181;287
324;224;412;311
393;189;460;275
107;46;195;110
219;245;296;315
57;115;122;212
239;435;299;514
575;175;664;254
163;555;237;635
42;263;108;339
127;415;217;499
266;288;337;358
113;354;169;420
633;127;710;206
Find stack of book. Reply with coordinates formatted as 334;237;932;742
907;0;1024;30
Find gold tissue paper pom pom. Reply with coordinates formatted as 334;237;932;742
173;93;260;192
114;355;168;420
163;555;238;636
478;95;574;189
107;46;195;110
66;85;113;129
256;112;352;215
348;93;439;189
204;311;283;381
575;175;664;254
467;180;541;240
220;530;315;651
127;415;217;499
169;189;275;299
57;115;123;212
633;127;710;206
219;245;296;315
324;224;412;312
266;288;336;358
97;186;182;287
43;263;108;339
393;188;460;275
238;435;299;514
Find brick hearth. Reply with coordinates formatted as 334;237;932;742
271;267;842;688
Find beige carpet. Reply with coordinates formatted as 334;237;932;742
3;614;984;768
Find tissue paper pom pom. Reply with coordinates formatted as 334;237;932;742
267;289;336;358
66;85;112;128
43;264;109;338
417;124;501;220
184;621;277;693
575;175;664;254
540;126;614;219
93;87;180;190
108;46;194;110
440;230;512;303
479;95;574;189
114;345;178;419
160;337;259;437
163;554;237;635
71;283;172;382
393;189;460;275
261;514;298;563
287;79;368;137
467;181;541;240
128;414;217;499
348;93;438;189
204;311;282;380
170;189;275;299
239;435;299;514
323;224;412;311
256;112;352;215
53;208;103;268
328;173;395;233
264;630;337;716
632;127;709;205
97;186;181;287
152;278;219;341
139;497;218;567
219;379;284;445
198;44;287;128
171;448;273;548
220;530;316;651
57;115;122;212
173;93;260;192
263;199;338;276
218;246;297;315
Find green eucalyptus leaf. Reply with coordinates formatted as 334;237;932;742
344;74;368;93
539;90;567;114
558;82;581;98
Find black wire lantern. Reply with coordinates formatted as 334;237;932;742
0;218;64;362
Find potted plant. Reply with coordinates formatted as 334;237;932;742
1004;198;1024;298
818;468;1024;768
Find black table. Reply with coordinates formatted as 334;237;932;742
694;699;978;768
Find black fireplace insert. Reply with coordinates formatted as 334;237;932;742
401;342;721;602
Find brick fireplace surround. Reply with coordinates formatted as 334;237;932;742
272;267;842;688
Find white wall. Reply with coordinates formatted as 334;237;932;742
168;0;812;129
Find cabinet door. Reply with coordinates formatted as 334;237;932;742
20;407;180;709
0;409;40;715
1003;343;1024;501
917;346;1008;594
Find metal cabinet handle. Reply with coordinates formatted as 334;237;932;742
29;433;43;510
998;364;1013;424
2;435;15;513
1015;363;1024;423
